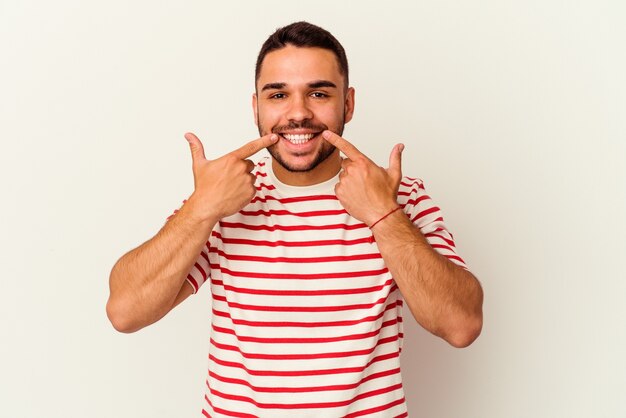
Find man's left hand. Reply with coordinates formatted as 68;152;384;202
322;130;404;227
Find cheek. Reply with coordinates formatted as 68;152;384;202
315;108;333;119
321;111;346;131
257;107;281;130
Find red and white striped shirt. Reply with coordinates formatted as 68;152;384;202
174;157;467;417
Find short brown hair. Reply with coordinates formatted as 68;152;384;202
255;21;349;88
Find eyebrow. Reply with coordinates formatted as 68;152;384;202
261;82;286;92
260;80;338;92
308;80;337;89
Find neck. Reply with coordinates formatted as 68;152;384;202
271;150;342;186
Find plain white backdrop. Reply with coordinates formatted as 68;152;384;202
1;1;624;417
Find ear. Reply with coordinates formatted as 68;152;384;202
252;93;259;126
344;87;355;124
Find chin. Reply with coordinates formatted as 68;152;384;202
268;143;336;173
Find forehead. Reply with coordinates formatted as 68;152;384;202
257;45;344;89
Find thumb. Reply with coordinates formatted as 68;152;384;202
388;143;404;180
184;132;206;163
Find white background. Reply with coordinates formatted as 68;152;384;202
1;1;625;417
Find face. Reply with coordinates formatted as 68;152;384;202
253;45;354;181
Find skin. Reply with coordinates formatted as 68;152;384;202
107;44;483;347
253;45;354;186
322;131;483;347
106;134;278;332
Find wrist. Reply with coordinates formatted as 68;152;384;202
183;193;220;226
369;206;402;229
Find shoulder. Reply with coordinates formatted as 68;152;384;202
397;176;434;223
398;175;425;197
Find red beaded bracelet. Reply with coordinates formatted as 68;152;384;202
369;206;402;229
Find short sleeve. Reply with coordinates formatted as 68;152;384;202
166;199;211;294
397;177;468;270
183;245;211;294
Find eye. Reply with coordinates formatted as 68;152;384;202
269;93;286;99
311;92;328;98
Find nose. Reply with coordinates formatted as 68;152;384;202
286;95;313;122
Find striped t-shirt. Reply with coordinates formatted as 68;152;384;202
175;156;467;417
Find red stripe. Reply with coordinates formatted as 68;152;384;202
411;206;441;223
209;383;403;410
212;265;389;280
250;194;338;204
403;195;431;206
212;289;396;312
431;243;455;253
425;231;455;246
186;275;199;292
219;221;366;232
210;335;399;360
400;180;423;188
212;278;393;296
397;186;425;197
208;351;399;377
194;262;208;281
211;299;402;328
207;367;400;393
446;254;466;264
255;183;275;191
212;318;399;344
210;247;382;264
204;395;258;418
213;231;374;247
345;396;406;417
239;208;347;217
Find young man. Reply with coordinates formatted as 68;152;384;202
107;21;483;417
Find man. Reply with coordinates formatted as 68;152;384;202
107;21;483;417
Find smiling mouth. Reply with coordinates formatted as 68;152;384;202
280;133;319;145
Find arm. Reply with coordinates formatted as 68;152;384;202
106;132;278;333
322;130;483;347
370;209;483;347
106;196;215;333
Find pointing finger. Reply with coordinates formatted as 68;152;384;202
185;132;206;163
232;133;279;159
322;130;365;161
388;143;404;179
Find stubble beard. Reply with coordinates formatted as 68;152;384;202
258;117;344;173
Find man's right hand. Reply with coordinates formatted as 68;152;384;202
183;132;278;222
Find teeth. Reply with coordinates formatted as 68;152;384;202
282;133;315;145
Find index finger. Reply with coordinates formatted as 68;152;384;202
322;130;365;160
231;133;279;159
